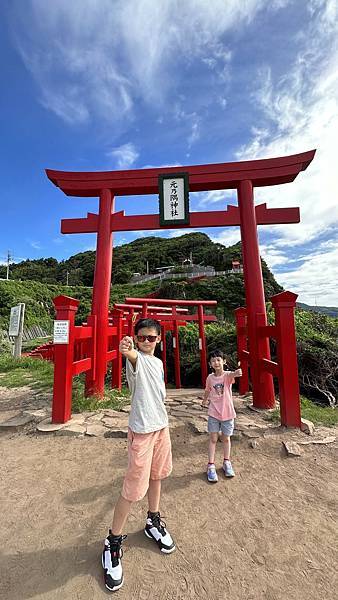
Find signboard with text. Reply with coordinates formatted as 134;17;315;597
53;320;70;344
9;305;21;336
159;172;190;226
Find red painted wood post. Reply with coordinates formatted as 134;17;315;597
141;302;148;318
237;180;275;409
161;324;167;384
111;308;123;390
85;314;97;397
198;305;208;387
172;320;181;388
271;291;301;428
87;189;114;397
128;309;134;336
234;307;249;394
52;295;79;423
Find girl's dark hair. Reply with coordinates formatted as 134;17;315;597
134;318;161;335
208;349;224;361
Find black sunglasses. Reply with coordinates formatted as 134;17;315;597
136;335;158;342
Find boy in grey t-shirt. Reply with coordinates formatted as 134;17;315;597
102;318;175;592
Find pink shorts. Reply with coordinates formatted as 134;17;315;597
121;426;172;502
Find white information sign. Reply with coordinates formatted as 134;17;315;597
159;172;189;226
163;178;185;221
9;305;21;336
53;320;70;344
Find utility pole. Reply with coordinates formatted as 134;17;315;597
6;250;11;280
146;261;149;275
66;271;69;286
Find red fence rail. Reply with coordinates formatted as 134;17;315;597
235;291;301;428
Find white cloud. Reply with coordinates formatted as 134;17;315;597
197;189;237;207
167;228;200;238
107;143;139;169
210;228;240;248
9;0;281;124
234;1;338;304
276;241;338;306
29;240;42;250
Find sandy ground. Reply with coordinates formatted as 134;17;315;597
0;414;337;600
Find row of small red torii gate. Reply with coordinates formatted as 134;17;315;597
46;149;316;428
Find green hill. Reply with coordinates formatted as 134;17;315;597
0;232;281;289
297;302;338;318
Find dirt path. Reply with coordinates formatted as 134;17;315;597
0;417;337;600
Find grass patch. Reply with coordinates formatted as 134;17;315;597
300;396;338;427
72;384;130;413
0;354;130;412
264;395;338;427
0;355;54;390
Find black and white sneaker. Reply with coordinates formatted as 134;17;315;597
102;530;127;592
144;511;175;554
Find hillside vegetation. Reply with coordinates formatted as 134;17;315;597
0;233;337;408
0;233;281;287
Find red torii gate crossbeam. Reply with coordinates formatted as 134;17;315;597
46;150;315;409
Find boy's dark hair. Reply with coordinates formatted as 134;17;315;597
134;318;161;335
208;349;225;361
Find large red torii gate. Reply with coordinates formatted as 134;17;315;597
46;150;315;409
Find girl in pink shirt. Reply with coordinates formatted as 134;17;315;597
202;350;242;483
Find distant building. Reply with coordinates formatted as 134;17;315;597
232;260;242;273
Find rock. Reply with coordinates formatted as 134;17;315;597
199;414;209;422
170;408;202;419
56;424;86;436
102;416;129;428
300;418;315;435
188;419;207;434
249;440;259;449
234;420;254;430
231;432;242;442
0;413;35;429
168;416;183;427
313;436;336;444
241;430;261;439
283;441;303;457
103;409;124;418
36;419;66;433
85;423;108;437
120;405;131;413
104;427;128;438
86;413;104;423
299;436;336;445
65;414;85;426
23;409;49;422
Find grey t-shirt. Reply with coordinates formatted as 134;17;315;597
126;351;169;434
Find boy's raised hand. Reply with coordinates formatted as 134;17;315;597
119;336;134;355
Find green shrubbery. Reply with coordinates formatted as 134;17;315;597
0;279;158;331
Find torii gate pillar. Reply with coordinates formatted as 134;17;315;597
85;189;114;396
238;180;274;408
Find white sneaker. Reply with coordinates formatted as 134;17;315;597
144;511;176;553
207;464;218;483
102;531;126;592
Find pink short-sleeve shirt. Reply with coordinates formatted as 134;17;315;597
206;371;237;421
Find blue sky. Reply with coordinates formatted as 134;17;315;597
1;0;337;306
